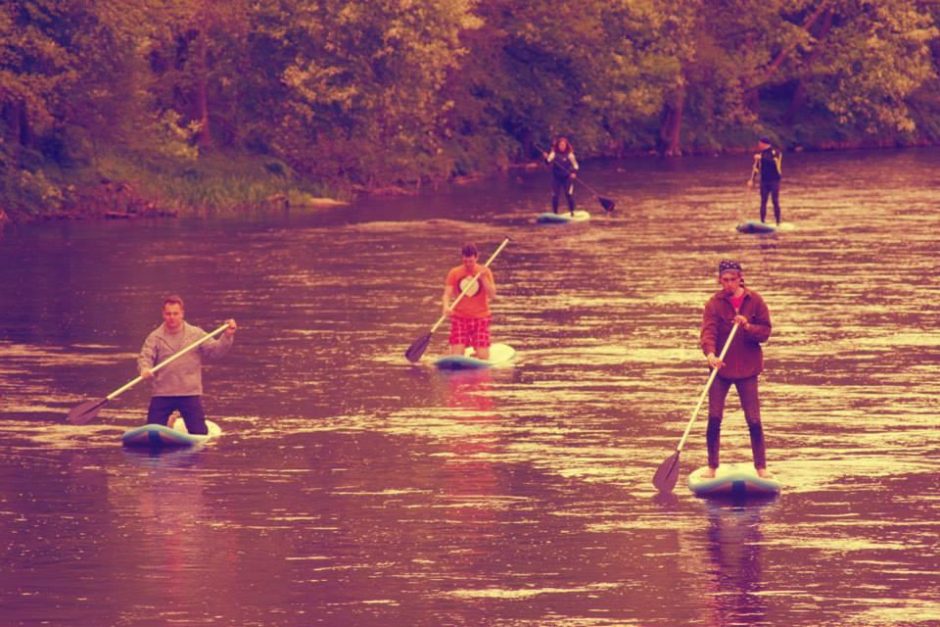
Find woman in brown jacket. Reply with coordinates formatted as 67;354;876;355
700;260;773;478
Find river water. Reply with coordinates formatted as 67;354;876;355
1;149;938;625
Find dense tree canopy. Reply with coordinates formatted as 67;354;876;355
2;0;938;217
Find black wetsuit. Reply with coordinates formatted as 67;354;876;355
547;150;578;214
755;148;782;224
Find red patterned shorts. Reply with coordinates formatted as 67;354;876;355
448;316;491;348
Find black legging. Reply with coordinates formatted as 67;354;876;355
760;181;781;224
551;176;576;214
706;375;766;469
147;395;208;434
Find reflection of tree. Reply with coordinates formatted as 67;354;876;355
701;499;776;626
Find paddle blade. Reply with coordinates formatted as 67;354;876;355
652;451;681;493
67;398;108;425
599;197;615;213
405;333;433;363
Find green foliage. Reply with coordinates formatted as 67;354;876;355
1;0;940;218
798;0;938;135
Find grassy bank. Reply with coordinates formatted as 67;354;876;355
1;149;348;224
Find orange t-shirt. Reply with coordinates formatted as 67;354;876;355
445;265;494;318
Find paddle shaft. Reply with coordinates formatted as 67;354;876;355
105;322;231;401
674;322;740;454
428;238;510;334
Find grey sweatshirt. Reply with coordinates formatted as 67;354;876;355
138;322;233;396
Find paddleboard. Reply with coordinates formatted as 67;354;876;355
537;210;590;224
434;342;516;370
736;220;778;234
121;419;222;448
688;463;780;498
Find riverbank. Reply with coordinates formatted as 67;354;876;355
0;150;350;228
2;135;936;230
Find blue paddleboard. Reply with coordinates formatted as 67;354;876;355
434;343;516;370
121;419;222;448
688;463;780;498
537;210;591;224
736;220;777;234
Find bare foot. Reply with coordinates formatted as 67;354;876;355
756;467;773;478
701;467;717;479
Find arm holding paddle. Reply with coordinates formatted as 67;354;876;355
140;319;237;379
442;268;495;316
733;308;770;342
567;153;579;179
195;318;237;358
747;154;760;188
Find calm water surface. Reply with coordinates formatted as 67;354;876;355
1;149;938;625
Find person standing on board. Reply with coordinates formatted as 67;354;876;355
443;243;497;360
747;136;783;225
544;137;579;216
700;260;772;478
138;294;237;434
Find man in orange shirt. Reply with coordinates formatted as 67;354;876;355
442;243;497;360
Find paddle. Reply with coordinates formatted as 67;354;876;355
66;322;231;425
404;238;510;363
537;145;616;213
652;322;740;493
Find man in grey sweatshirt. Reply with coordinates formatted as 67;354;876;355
138;294;237;434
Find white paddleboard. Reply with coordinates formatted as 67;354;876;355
434;342;516;370
536;210;590;224
688;463;780;498
121;419;222;448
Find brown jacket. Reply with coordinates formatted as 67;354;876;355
700;288;772;380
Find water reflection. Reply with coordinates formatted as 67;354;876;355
700;500;775;627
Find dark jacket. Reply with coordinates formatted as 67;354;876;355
546;150;579;180
700;288;772;380
755;148;782;184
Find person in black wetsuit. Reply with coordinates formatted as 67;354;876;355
747;136;783;225
544;137;579;215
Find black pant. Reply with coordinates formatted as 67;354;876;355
551;177;576;214
147;396;208;435
706;375;766;469
760;180;781;224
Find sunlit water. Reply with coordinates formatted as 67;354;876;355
1;149;938;625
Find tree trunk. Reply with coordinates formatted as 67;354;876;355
749;1;831;92
194;27;212;149
4;100;32;147
785;9;833;122
660;85;685;157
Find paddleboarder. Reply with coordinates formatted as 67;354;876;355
544;137;579;216
138;295;236;435
443;243;497;361
700;260;772;478
747;136;783;225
